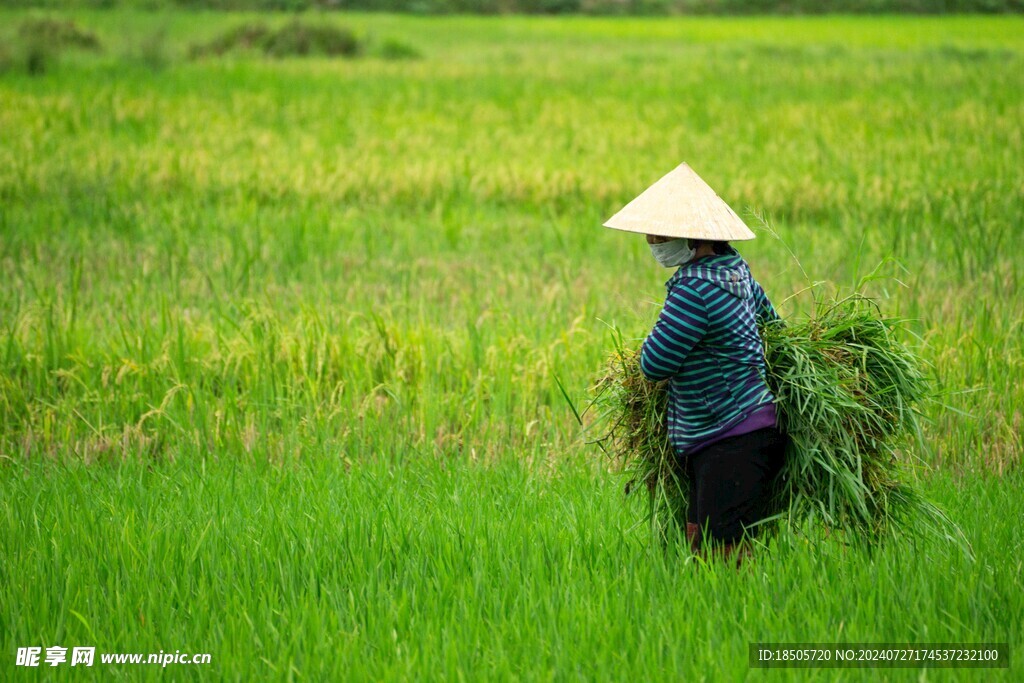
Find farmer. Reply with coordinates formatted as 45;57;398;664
603;163;786;563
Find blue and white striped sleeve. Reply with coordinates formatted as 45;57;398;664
639;283;708;381
751;278;780;325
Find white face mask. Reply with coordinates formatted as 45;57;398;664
649;239;695;268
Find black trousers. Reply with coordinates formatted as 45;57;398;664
684;427;787;545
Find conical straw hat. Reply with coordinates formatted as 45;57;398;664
603;163;756;241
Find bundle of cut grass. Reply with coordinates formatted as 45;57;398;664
588;295;968;553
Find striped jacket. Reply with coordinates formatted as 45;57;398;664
640;249;779;456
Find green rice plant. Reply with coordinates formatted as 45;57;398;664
588;294;971;555
586;329;684;544
763;296;969;552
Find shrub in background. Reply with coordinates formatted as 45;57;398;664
12;17;103;75
188;23;271;58
263;20;359;57
0;42;13;73
190;20;361;59
18;18;102;50
135;27;170;70
375;38;422;60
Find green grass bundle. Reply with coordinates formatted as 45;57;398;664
589;295;968;553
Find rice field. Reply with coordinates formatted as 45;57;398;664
1;11;1022;681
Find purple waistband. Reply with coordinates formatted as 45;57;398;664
685;403;777;457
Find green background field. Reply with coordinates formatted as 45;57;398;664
2;0;1023;15
1;12;1022;680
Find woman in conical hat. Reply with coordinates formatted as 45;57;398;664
604;163;786;564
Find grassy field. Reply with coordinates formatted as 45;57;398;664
1;11;1022;680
